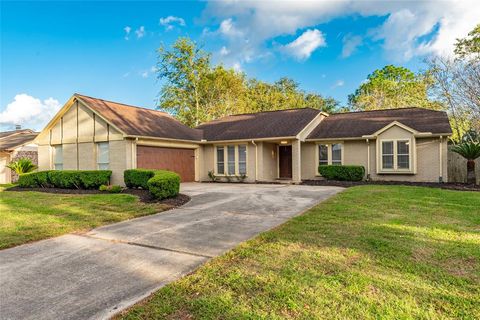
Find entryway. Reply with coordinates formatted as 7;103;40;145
278;145;292;179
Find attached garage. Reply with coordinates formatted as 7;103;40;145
136;146;196;182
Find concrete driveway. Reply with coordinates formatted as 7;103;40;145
0;183;342;320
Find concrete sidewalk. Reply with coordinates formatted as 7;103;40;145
0;183;342;320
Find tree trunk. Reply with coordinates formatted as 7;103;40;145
466;159;476;185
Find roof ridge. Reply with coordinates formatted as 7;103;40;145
333;107;445;116
74;93;175;118
197;107;320;127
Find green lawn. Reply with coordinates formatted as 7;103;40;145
0;186;169;249
120;185;480;320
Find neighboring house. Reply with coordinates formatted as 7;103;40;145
0;129;39;184
35;94;452;185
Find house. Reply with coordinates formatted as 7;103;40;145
0;129;39;184
35;94;452;185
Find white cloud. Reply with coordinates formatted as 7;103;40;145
0;94;61;131
342;34;362;58
333;80;345;88
135;26;145;39
220;46;230;56
204;0;480;62
141;71;149;78
283;29;326;60
124;26;131;40
159;16;186;31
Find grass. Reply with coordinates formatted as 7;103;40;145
0;185;169;249
120;185;480;320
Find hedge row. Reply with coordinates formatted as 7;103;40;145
318;165;365;181
18;170;111;189
124;169;180;200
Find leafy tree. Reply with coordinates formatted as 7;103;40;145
157;36;338;127
348;65;441;111
454;24;480;60
451;142;480;185
156;37;211;127
6;158;37;175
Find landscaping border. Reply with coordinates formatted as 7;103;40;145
302;179;480;191
6;186;191;205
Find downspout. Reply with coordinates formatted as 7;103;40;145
366;138;370;181
251;140;258;182
439;136;443;183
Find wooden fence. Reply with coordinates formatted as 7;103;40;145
447;148;480;184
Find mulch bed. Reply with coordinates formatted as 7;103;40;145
302;180;480;192
6;186;191;205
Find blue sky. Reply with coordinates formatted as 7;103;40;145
1;0;478;131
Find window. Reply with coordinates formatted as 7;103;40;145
319;145;328;166
381;140;410;171
397;141;410;169
53;145;63;170
382;141;394;169
97;142;109;170
215;144;248;176
227;145;236;175
216;147;225;174
332;144;342;165
317;143;343;172
238;145;247;175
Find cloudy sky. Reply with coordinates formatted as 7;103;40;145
1;0;478;131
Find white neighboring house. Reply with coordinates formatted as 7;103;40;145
0;129;39;184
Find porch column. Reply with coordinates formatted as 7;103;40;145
292;140;302;182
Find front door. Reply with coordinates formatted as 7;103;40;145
278;145;292;179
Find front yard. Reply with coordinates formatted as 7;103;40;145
120;185;480;319
0;185;169;249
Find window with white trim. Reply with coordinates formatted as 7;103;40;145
397;141;410;169
319;145;328;166
53;145;63;170
332;143;342;165
317;143;343;172
238;145;247;175
381;139;410;171
215;144;247;176
97;142;109;170
216;146;225;174
227;145;236;175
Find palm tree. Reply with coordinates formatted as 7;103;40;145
6;158;37;175
451;142;480;184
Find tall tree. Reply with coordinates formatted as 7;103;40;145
156;37;210;127
348;65;441;111
427;24;480;142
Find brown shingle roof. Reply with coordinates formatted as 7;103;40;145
197;108;321;141
0;131;38;151
75;94;203;141
307;108;452;139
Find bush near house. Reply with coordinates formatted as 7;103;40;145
319;165;365;181
17;170;111;189
124;169;180;199
124;169;156;189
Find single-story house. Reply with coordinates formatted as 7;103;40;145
0;129;39;184
35;94;452;185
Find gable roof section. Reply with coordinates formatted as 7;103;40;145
197;108;322;141
307;108;452;139
0;130;38;151
75;94;203;141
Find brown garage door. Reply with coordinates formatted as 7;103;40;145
136;146;195;182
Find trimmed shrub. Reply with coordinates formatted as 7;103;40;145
318;165;365;181
17;170;111;189
147;170;180;200
17;172;40;188
124;169;156;189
